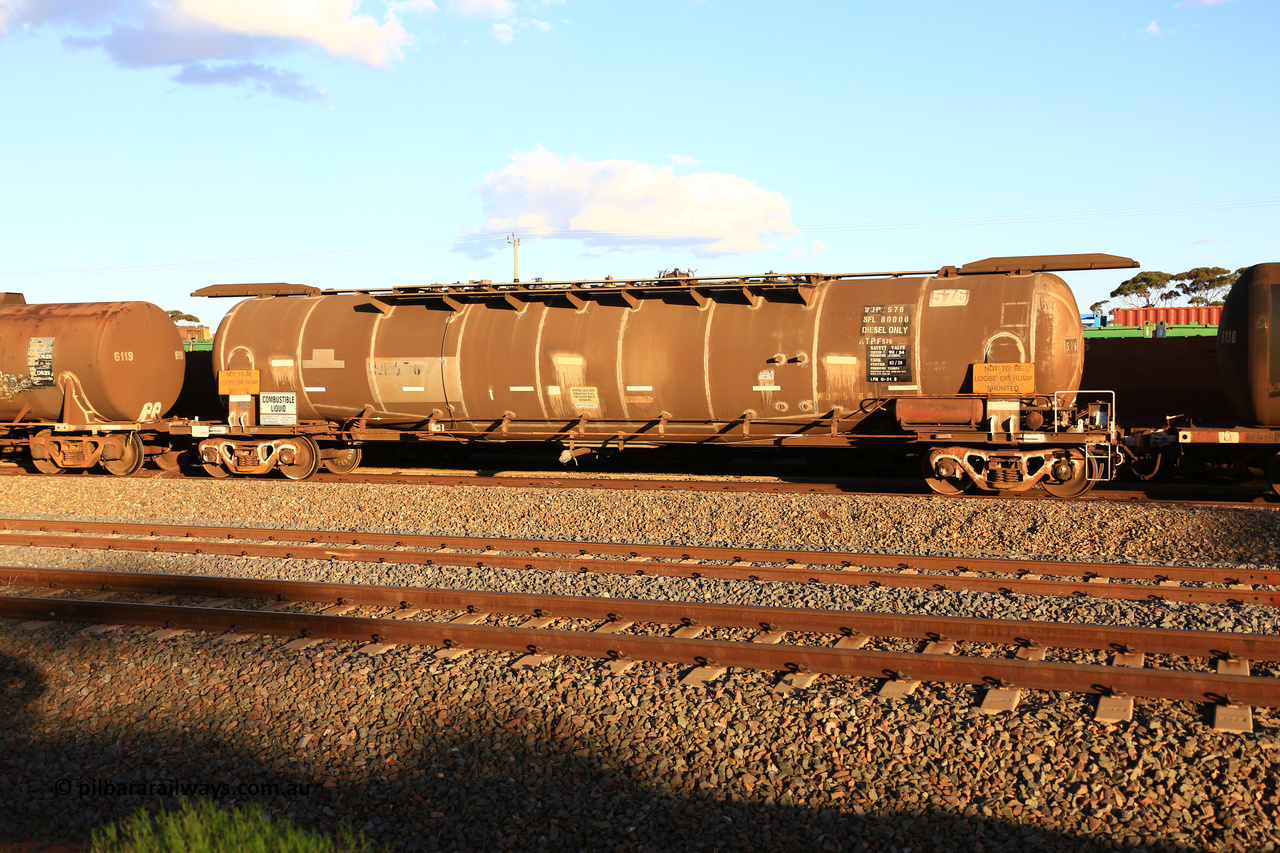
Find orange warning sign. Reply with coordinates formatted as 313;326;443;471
973;363;1035;394
218;369;261;396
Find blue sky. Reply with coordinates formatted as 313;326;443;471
1;0;1275;327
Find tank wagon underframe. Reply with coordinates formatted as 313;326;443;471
150;396;1116;493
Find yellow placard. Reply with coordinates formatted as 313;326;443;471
218;369;261;396
973;362;1035;394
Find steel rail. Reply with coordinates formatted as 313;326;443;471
0;542;1274;606
0;590;1275;708
0;521;1277;606
3;568;1278;661
4;518;1277;582
0;536;1273;607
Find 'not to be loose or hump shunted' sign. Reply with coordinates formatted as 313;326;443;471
972;362;1035;394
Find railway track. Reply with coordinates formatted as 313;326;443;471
0;567;1273;731
1;518;1277;607
2;464;1275;506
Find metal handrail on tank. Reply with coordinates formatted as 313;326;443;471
191;253;1139;301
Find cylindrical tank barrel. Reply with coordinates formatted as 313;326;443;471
212;270;1083;433
1218;263;1280;427
0;301;186;423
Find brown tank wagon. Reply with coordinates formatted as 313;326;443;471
1123;263;1280;492
191;253;1136;495
1217;262;1280;429
0;296;185;475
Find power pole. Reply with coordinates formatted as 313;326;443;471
507;233;520;282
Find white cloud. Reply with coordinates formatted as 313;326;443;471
0;0;419;98
388;0;439;15
461;148;795;259
449;0;515;18
179;0;408;67
3;0;553;96
783;239;826;262
1140;19;1164;35
486;16;552;42
174;60;326;101
668;154;699;167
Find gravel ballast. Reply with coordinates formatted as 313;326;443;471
2;475;1279;852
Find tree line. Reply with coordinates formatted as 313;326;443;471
1090;267;1244;314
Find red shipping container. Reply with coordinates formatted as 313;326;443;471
1111;306;1222;327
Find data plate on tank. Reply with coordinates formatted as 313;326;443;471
27;337;53;386
570;386;600;408
867;344;911;383
973;362;1035;394
860;304;913;383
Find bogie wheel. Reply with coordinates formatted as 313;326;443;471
202;463;233;479
30;430;64;474
32;456;64;474
280;436;321;481
103;433;145;476
921;452;974;496
321;446;362;475
1042;452;1098;499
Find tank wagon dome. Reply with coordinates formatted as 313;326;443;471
0;299;185;423
1218;263;1280;427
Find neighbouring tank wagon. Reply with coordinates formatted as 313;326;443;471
0;296;185;475
1217;262;1280;428
1123;262;1280;491
191;253;1135;495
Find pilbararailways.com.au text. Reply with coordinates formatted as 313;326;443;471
53;778;314;798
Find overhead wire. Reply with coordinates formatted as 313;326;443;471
1;196;1275;279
